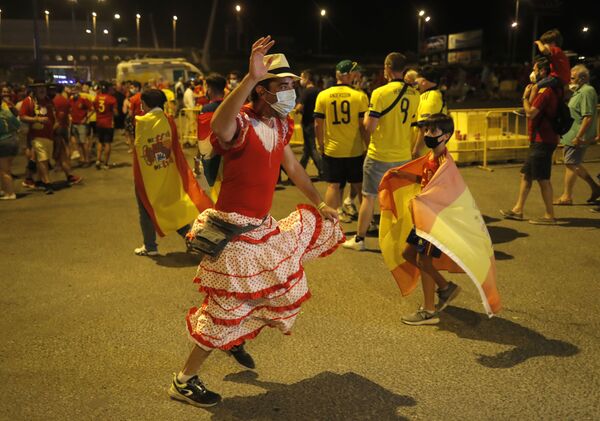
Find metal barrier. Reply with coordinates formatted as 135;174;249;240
176;107;202;146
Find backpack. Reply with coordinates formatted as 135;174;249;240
552;98;574;136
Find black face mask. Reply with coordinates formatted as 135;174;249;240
424;133;445;149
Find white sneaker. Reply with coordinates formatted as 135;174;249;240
0;193;16;200
134;246;159;256
342;236;365;251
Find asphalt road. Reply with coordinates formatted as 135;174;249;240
1;136;599;420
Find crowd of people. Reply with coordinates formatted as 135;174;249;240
1;27;598;410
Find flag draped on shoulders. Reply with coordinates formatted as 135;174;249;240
378;150;501;316
133;109;213;236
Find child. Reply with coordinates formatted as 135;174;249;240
398;113;461;325
531;28;570;99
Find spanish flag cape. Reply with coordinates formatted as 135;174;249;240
133;109;213;236
378;150;501;316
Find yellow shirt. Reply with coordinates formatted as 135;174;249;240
314;84;369;158
161;88;176;116
367;80;419;162
80;92;96;122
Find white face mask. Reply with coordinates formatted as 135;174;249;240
266;88;296;117
529;71;537;83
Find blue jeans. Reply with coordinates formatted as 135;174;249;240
136;194;190;251
299;124;323;177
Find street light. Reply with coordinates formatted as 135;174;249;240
136;13;141;48
582;26;589;32
511;22;518;28
114;13;120;20
92;12;97;47
44;10;50;45
235;4;242;51
172;15;177;50
103;29;109;35
417;10;427;62
318;9;326;55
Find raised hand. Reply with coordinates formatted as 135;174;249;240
249;36;276;81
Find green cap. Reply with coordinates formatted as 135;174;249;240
336;59;358;74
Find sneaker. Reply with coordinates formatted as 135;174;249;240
34;181;46;191
401;308;440;326
95;161;101;170
44;186;54;195
21;179;36;189
134;246;159;256
101;164;110;170
228;343;255;369
0;193;17;200
367;220;379;233
342;201;358;218
590;206;600;213
337;209;352;223
67;175;83;185
168;373;221;407
436;282;461;312
342;236;366;251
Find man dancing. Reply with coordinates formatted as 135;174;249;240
168;36;344;408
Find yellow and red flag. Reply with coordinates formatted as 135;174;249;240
133;110;213;236
378;151;501;316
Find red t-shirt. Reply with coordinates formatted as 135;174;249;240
528;87;559;145
69;96;93;124
549;45;570;86
211;106;294;218
94;93;117;128
52;94;70;129
420;151;446;188
19;96;55;140
129;92;144;117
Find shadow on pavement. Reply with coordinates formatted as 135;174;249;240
207;370;416;420
438;306;579;369
151;252;201;268
558;217;600;228
487;225;528;245
482;215;502;224
493;250;513;260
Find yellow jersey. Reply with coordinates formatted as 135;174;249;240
367;80;419;162
81;92;96;122
314;84;369;158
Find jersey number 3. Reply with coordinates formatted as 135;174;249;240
331;100;350;125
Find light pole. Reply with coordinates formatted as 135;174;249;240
235;4;242;51
172;15;177;50
417;10;425;62
44;10;50;45
0;9;3;45
511;0;520;64
92;12;97;47
68;0;76;48
318;9;326;55
136;13;141;48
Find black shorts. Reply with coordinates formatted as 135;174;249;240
406;228;442;258
97;127;114;144
322;154;364;184
520;142;556;181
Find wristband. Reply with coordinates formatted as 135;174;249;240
317;201;327;210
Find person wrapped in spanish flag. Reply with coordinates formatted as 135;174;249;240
378;113;501;326
132;89;212;256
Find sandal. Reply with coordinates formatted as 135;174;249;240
553;198;573;206
500;209;524;220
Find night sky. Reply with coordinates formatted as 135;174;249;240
3;0;597;61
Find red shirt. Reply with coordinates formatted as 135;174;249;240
94;93;117;128
129;92;144;117
549;45;570;85
52;94;70;128
211;106;294;218
69;96;93;124
19;96;55;140
421;151;446;188
528;87;559;145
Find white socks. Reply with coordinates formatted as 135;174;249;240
177;372;194;383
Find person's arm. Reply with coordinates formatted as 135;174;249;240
211;36;275;144
522;84;540;119
412;128;425;158
572;115;592;146
314;118;325;153
280;144;337;221
535;40;550;56
363;114;378;139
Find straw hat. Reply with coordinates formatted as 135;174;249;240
258;54;300;82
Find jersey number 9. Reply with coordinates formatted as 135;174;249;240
331;100;350;125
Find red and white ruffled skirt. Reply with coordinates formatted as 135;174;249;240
186;204;345;351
